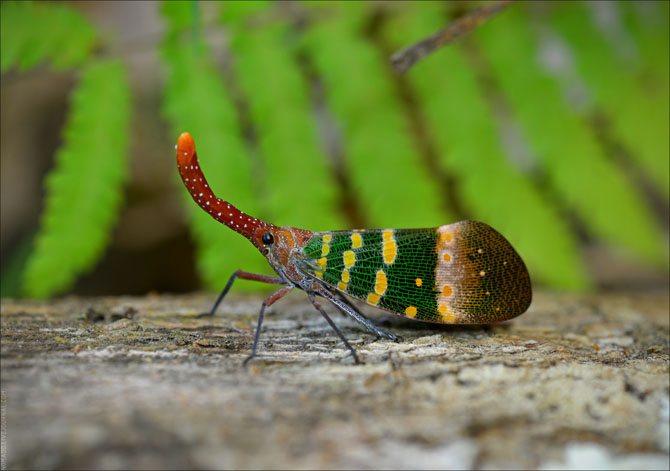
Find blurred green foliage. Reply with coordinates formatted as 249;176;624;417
1;1;130;298
21;60;130;297
0;1;97;72
1;1;667;298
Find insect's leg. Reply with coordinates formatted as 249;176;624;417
334;292;373;323
197;270;285;318
312;284;403;342
243;285;293;366
316;291;349;319
306;291;360;365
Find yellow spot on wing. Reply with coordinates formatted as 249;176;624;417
342;269;350;283
405;306;417;317
443;312;455;323
315;271;323;278
343;250;355;269
321;244;330;257
367;293;380;305
443;253;451;262
383;239;397;264
323;234;332;243
438;304;448;314
415;278;422;287
351;233;363;249
440;232;453;243
374;270;388;296
338;281;348;291
382;229;397;265
442;285;452;297
317;257;327;270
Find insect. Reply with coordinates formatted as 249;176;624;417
176;132;531;365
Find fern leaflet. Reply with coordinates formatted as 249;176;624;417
22;60;131;297
1;1;97;72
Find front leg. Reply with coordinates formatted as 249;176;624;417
243;285;294;366
198;270;285;318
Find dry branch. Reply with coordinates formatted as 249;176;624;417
391;0;513;74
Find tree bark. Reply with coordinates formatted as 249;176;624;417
1;290;668;469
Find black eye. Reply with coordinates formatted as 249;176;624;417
262;233;274;245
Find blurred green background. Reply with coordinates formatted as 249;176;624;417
1;0;668;299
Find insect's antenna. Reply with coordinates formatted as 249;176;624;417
176;132;271;243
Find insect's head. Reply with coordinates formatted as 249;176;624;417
252;226;314;271
251;226;293;266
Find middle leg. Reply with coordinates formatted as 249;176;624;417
311;284;403;341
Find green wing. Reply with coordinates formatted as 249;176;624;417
297;227;439;319
296;221;531;324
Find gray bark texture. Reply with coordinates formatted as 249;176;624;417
1;290;668;469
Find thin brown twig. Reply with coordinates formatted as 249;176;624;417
390;0;514;74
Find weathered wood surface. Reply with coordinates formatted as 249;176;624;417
1;290;668;469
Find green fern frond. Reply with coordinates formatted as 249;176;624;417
477;5;666;267
619;1;669;94
22;60;130;298
548;2;669;199
0;1;96;72
383;3;590;290
160;2;271;291
301;2;449;229
220;0;272;24
161;0;198;33
221;5;346;231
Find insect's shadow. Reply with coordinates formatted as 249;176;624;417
350;310;508;339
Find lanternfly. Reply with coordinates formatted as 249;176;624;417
176;132;532;364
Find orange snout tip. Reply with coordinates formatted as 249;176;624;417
177;132;195;156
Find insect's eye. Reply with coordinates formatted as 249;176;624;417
263;248;270;255
262;233;274;245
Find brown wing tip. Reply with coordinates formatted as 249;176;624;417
441;220;532;323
